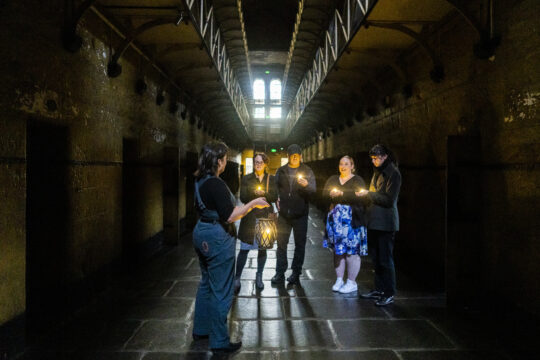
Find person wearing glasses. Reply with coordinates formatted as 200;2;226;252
192;142;269;354
356;144;401;306
235;153;277;292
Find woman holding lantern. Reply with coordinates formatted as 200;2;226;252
323;155;368;294
235;153;278;292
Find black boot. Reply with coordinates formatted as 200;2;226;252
255;272;264;290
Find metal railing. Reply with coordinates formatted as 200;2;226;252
285;0;377;135
184;0;250;131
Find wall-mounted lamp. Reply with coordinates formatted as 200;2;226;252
135;79;147;95
156;92;165;106
169;100;179;114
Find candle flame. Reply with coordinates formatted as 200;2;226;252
266;228;270;234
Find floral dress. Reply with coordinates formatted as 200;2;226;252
322;174;368;256
324;204;368;255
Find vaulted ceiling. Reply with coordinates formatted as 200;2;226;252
72;0;490;149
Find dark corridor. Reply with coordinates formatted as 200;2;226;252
26;120;69;337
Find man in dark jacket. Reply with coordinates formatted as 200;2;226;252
357;144;401;306
271;144;316;285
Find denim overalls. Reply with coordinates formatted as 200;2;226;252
192;175;236;348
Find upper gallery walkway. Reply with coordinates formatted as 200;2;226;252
20;207;536;360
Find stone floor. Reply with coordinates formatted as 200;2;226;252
20;207;537;360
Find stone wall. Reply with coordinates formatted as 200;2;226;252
0;0;226;333
303;0;539;314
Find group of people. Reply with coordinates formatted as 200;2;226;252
191;142;401;354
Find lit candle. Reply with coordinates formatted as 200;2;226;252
266;228;270;234
257;186;261;191
297;174;303;180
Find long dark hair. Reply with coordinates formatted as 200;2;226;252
195;142;229;179
369;144;398;166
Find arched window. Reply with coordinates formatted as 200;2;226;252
270;79;281;104
253;79;265;104
253;107;265;119
269;107;281;119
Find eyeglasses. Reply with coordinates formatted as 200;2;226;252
254;161;264;165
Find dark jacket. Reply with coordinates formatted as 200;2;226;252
323;174;367;228
275;163;316;218
366;161;401;231
237;172;278;243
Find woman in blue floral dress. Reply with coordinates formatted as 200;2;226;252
323;156;368;293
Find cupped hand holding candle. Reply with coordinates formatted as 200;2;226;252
296;173;308;187
355;188;369;196
254;185;264;196
330;187;342;198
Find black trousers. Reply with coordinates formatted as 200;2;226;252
367;229;396;296
276;214;308;275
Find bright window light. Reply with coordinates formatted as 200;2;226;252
270;107;281;118
253;79;265;104
270;79;281;104
254;107;265;118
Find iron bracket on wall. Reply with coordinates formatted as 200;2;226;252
107;18;178;78
63;0;98;52
364;21;445;83
347;48;413;97
445;0;500;59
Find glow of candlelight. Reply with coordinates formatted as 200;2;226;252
297;174;303;179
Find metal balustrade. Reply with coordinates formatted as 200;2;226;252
184;0;250;133
285;0;377;136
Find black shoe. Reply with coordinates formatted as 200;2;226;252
375;295;394;306
286;273;300;284
234;276;241;294
271;273;285;284
211;341;242;354
192;333;209;341
255;272;264;290
360;290;383;299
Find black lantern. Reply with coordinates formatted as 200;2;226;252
254;218;277;249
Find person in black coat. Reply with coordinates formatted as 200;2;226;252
357;144;402;306
271;144;316;285
234;153;277;291
323;156;368;294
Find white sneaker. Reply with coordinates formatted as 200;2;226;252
332;278;344;292
338;281;358;294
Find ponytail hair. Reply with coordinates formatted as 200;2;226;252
195;141;229;179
